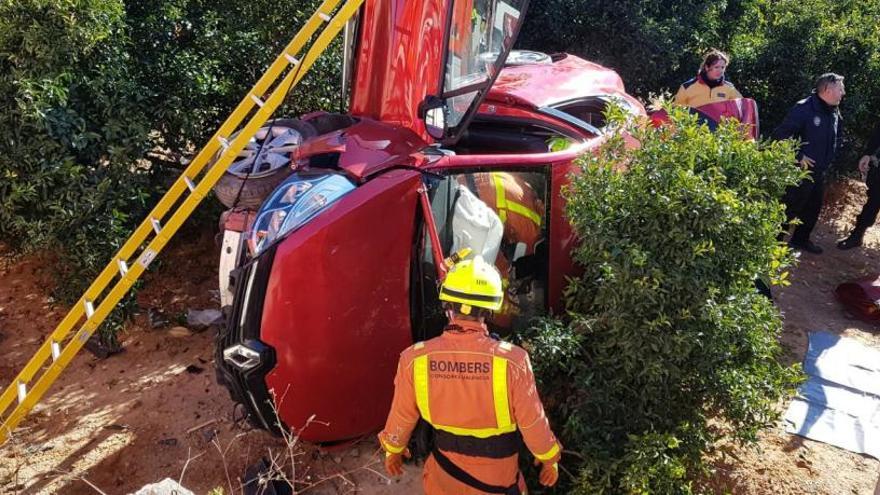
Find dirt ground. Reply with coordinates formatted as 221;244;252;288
0;178;878;494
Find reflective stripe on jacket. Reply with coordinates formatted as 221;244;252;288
471;172;543;256
379;318;561;491
674;75;742;108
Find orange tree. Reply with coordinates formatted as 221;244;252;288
0;0;341;323
518;106;805;493
520;0;880;161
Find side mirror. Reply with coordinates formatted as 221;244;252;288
419;95;447;140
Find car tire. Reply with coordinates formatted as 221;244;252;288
213;118;317;209
504;50;552;67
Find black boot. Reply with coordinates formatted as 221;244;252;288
789;238;823;254
837;228;866;250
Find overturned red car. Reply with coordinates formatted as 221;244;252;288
215;0;645;444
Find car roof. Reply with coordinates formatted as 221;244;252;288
486;53;631;109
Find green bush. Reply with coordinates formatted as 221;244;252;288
0;0;154;293
0;0;342;322
725;0;880;162
518;0;726;97
518;105;805;493
520;0;880;161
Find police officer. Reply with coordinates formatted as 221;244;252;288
838;123;880;250
379;256;561;494
772;73;846;254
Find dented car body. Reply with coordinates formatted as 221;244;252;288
216;0;644;443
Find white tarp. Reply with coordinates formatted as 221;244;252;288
784;331;880;459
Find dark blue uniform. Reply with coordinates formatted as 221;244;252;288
850;124;880;235
772;94;843;244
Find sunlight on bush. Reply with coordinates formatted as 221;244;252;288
518;103;806;494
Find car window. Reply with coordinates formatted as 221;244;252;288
443;0;527;128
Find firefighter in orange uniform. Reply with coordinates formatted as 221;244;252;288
378;256;561;494
470;172;543;260
470;172;544;329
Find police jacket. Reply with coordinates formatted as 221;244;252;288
771;94;843;172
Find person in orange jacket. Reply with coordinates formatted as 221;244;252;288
378;256;561;494
469;172;544;259
468;172;544;330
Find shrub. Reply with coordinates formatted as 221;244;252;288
518;0;726;97
0;1;155;312
520;0;880;161
518;105;805;493
0;0;342;331
725;0;880;162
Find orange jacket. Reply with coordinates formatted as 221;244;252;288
379;318;561;493
471;172;543;257
469;172;544;329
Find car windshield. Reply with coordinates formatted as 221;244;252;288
443;0;526;127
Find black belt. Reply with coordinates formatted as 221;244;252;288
434;429;521;458
432;447;521;495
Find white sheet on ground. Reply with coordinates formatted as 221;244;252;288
784;331;880;459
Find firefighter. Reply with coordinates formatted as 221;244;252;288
470;172;543;260
378;256;561;494
469;172;544;329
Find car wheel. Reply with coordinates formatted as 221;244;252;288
504;50;552;67
213;118;317;209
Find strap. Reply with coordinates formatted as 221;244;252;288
432;448;521;495
435;429;521;458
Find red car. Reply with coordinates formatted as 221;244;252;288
215;0;644;444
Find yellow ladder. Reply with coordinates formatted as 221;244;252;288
0;0;365;444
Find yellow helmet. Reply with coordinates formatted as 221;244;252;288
439;256;504;314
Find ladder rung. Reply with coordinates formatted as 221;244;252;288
84;300;95;319
151;218;162;235
117;259;129;277
139;248;157;269
183;176;196;192
217;136;231;150
250;94;265;108
51;341;61;361
284;54;300;66
318;12;331;22
17;382;26;404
